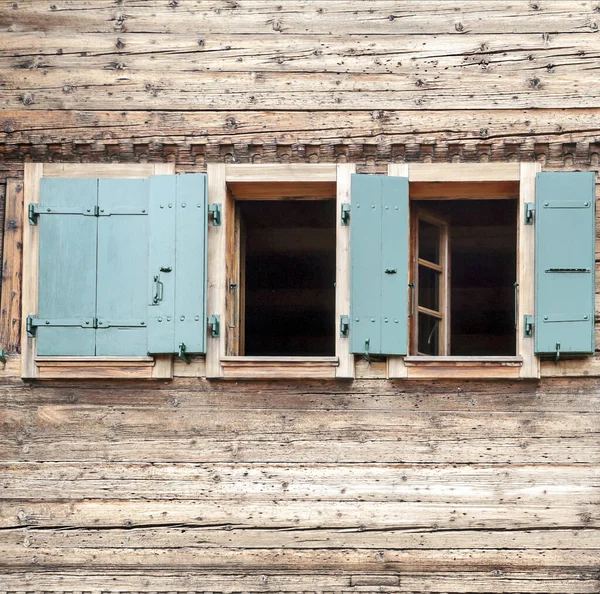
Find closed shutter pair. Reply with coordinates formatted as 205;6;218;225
32;175;207;357
349;172;596;357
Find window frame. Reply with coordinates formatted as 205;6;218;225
205;164;355;379
388;162;540;380
21;163;175;380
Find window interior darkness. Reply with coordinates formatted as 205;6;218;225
239;200;336;356
413;199;517;356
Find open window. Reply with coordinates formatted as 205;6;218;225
410;200;517;358
207;164;354;379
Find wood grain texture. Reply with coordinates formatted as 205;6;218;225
0;179;23;353
0;377;598;592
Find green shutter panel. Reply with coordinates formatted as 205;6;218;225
37;178;98;356
96;178;149;356
147;174;207;354
350;174;409;355
535;171;596;356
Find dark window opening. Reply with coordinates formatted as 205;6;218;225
412;199;517;356
239;200;336;356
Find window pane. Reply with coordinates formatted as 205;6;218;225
418;313;440;355
419;219;440;264
418;264;440;311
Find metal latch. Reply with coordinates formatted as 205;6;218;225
524;315;534;338
524;202;535;225
178;342;191;364
208;315;220;338
340;315;350;337
341;203;351;225
0;350;6;364
208;204;221;226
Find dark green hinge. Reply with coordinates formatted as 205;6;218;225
341;203;351;225
340;315;350;337
524;315;534;338
524;203;535;225
208;204;221;226
0;350;6;364
208;315;220;338
26;315;146;337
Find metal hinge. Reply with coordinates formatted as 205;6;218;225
524;202;535;225
208;204;221;226
341;203;351;225
26;315;145;337
340;315;350;337
524;315;534;338
29;203;99;225
0;349;6;364
28;204;146;225
208;315;220;338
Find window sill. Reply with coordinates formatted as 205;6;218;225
220;356;339;379
32;356;173;380
399;355;524;379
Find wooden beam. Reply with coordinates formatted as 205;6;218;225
0;179;24;354
226;164;337;183
409;163;521;182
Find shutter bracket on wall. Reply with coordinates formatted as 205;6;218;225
524;202;535;225
340;315;350;337
208;315;220;338
341;203;351;225
524;315;534;338
208;204;221;226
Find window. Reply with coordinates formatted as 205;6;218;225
21;163;207;380
350;164;596;380
206;164;354;379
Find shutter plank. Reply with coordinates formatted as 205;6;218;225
380;176;409;355
37;178;97;356
535;171;596;355
175;173;207;354
147;175;177;353
350;175;383;355
96;179;149;356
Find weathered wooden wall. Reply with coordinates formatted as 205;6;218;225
1;1;600;593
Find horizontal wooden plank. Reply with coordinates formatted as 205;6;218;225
3;108;600;148
2;68;596;110
1;1;596;35
5;526;599;551
0;569;598;593
409;163;521;182
1;499;598;530
1;463;596;503
1;436;597;464
225;164;337;182
1;546;599;571
2;376;600;411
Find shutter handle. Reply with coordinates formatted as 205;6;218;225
152;275;164;305
384;268;397;274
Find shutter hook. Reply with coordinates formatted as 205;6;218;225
555;342;561;363
364;338;371;365
178;342;191;364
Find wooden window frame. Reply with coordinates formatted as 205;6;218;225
388;162;540;380
411;208;450;356
206;164;354;379
21;163;175;380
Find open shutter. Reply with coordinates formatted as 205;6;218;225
96;179;150;356
148;174;207;355
37;178;98;356
349;174;409;355
535;171;596;356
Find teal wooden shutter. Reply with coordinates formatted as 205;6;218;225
148;174;207;354
349;174;409;355
535;171;596;356
96;179;149;356
37;178;98;356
